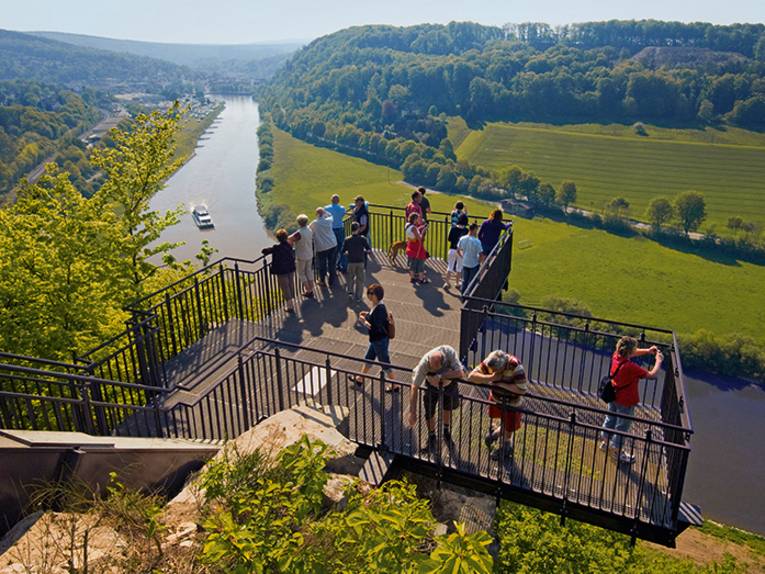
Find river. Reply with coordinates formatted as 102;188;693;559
151;95;271;263
151;95;764;534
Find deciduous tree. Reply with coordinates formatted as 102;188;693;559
646;197;674;230
91;104;185;295
674;191;707;236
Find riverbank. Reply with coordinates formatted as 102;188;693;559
174;100;225;167
151;96;270;263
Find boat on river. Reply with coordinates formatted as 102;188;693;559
192;205;214;229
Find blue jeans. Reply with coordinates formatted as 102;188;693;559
601;402;635;451
461;265;479;295
364;338;392;374
317;247;337;286
333;228;346;272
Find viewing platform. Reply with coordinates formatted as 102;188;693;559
0;205;697;546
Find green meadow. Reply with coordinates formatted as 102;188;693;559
451;118;765;228
266;127;765;340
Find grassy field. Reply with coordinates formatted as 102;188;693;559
267;128;765;340
450;117;765;228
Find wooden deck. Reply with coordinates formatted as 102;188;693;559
139;250;677;533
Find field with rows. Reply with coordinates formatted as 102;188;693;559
266;128;765;341
452;118;765;228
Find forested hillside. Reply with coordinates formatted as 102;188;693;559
0;29;200;93
30;31;301;80
0;80;102;196
265;21;765;136
262;20;765;246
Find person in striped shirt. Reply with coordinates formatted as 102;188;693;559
468;350;528;462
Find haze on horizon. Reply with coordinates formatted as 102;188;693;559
1;0;763;45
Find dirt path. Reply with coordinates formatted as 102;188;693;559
647;528;764;572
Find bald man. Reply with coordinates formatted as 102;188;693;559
406;345;465;455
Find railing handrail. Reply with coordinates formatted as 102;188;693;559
0;361;168;394
463;295;676;336
366;202;489;220
223;334;693;434
125;255;268;311
462;227;512;299
462;304;672;348
0;351;88;371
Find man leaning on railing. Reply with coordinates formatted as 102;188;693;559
406;345;466;456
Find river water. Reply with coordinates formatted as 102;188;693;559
152;95;764;534
151;96;271;263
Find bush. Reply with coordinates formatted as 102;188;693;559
200;436;495;573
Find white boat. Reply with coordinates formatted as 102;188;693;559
192;205;214;229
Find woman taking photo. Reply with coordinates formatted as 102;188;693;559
600;336;663;464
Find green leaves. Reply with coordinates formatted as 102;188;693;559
420;522;494;574
197;436;495;573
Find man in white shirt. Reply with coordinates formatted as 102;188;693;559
310;207;338;287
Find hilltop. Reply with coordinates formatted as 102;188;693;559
0;29;198;92
29;31;301;79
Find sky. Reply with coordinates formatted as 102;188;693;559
1;0;763;44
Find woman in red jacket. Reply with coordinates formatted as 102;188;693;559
600;336;663;464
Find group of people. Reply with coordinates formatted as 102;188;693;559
445;202;512;294
261;194;371;313
261;193;656;465
351;291;659;465
400;187;512;295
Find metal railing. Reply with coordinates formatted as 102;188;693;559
1;332;691;532
0;202;693;536
459;228;513;361
355;204;486;261
0;359;165;436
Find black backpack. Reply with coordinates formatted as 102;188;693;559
598;360;625;404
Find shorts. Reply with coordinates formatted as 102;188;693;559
447;248;462;273
423;382;460;419
296;258;314;283
408;256;425;275
276;272;295;301
487;391;523;431
364;338;392;374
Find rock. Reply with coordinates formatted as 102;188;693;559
401;472;497;536
162;403;356;527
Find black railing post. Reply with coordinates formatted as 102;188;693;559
219;263;229;322
131;318;151;388
388;209;393;249
274;347;285;412
635;429;652;522
164;293;178;357
528;312;538;380
76;382;95;435
325;356;333;405
560;411;577;525
479;305;489;363
577;321;590;393
234;262;245;319
194;277;205;337
379;370;386;449
84;363;109;435
238;353;250;431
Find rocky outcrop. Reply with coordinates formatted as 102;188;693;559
0;404;360;573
